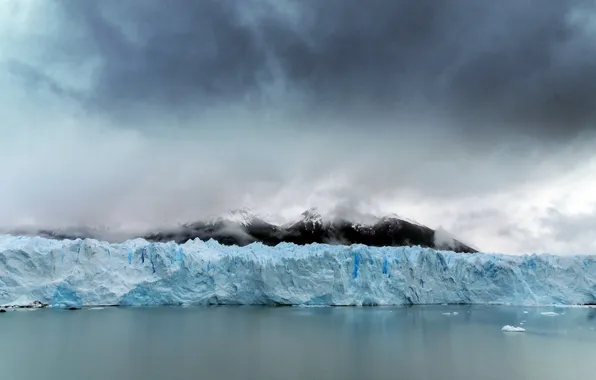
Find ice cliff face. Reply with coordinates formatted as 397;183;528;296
1;234;595;308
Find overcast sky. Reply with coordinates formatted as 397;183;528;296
1;0;595;254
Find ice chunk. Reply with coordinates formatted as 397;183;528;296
502;325;526;332
540;312;560;316
2;235;596;307
1;296;48;309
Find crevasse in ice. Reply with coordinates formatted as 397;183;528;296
0;235;595;307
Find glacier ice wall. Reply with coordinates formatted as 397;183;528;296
1;235;595;307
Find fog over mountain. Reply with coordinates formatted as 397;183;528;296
1;1;595;254
5;208;477;253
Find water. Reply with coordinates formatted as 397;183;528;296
1;306;595;380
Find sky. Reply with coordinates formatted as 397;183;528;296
1;0;595;255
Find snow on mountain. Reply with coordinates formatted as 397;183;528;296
204;208;260;227
226;208;257;226
380;213;424;227
3;209;475;252
301;208;323;226
284;208;323;229
1;235;595;308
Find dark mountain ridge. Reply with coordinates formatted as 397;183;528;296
145;209;477;253
3;209;477;253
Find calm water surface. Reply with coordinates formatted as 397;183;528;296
1;305;595;380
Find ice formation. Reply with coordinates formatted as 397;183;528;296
501;325;526;332
1;234;596;308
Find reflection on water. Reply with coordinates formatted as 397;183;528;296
1;305;595;380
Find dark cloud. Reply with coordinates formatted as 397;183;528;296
4;59;81;100
24;0;592;140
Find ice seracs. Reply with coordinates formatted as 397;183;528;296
1;235;596;307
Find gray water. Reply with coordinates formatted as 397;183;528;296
1;306;595;380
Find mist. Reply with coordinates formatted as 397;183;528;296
1;0;595;254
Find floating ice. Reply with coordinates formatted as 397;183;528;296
502;325;526;332
540;312;560;316
1;235;596;307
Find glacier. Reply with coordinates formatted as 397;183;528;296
1;234;596;308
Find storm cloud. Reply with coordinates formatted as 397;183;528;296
15;0;593;138
1;0;595;254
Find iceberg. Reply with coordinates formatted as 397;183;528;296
501;325;526;332
1;235;596;307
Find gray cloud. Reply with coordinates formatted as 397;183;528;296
438;201;596;255
17;0;593;140
1;0;596;253
538;208;596;252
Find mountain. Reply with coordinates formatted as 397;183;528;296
2;208;476;253
143;208;477;253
